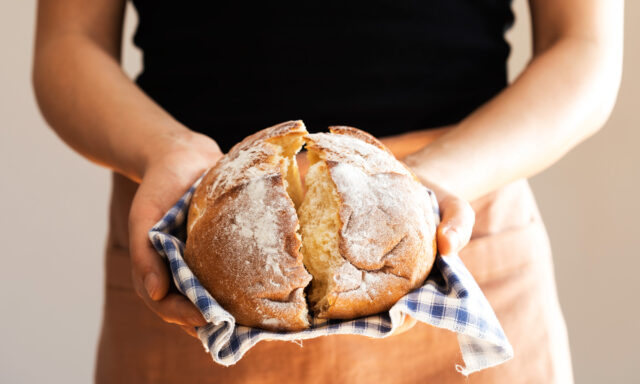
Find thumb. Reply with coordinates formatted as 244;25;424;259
436;194;475;256
129;196;171;301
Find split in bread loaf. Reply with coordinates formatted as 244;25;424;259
185;121;437;331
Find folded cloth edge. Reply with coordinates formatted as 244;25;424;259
148;178;513;376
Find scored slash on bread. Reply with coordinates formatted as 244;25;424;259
185;121;437;331
187;121;310;331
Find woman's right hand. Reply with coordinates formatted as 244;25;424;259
128;131;223;337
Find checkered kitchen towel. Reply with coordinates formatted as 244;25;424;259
149;181;513;376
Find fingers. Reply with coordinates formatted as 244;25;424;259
180;325;200;339
129;192;172;302
128;180;207;328
390;314;418;336
132;274;208;327
437;194;475;256
126;138;224;330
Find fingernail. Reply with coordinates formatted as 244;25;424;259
144;273;158;299
443;227;460;254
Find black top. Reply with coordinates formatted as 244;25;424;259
132;0;514;152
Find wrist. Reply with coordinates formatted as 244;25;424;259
404;154;451;200
140;128;222;180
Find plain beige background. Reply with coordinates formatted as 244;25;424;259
1;1;638;382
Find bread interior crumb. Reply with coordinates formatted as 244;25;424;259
297;155;343;313
267;134;305;209
267;134;342;314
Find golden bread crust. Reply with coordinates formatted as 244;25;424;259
185;121;311;331
185;121;438;328
304;128;437;319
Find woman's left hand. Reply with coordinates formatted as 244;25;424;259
427;182;475;257
388;169;475;337
129;131;224;338
379;131;475;256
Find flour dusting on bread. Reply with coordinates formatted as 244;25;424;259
298;128;436;319
185;121;311;331
185;121;437;329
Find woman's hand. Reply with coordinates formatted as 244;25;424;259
129;132;223;337
388;180;474;337
427;182;475;257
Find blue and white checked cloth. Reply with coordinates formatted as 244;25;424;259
149;181;513;376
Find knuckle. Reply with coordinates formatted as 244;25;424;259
132;280;147;300
133;284;144;299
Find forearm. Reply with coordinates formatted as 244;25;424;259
406;32;622;202
33;2;194;182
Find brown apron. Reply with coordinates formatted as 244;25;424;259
95;131;573;383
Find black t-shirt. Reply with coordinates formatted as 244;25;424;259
132;0;514;152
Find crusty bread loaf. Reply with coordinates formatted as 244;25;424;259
299;127;437;318
185;121;437;331
185;121;311;331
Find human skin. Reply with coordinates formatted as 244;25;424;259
33;0;623;336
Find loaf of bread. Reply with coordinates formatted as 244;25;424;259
185;121;437;331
